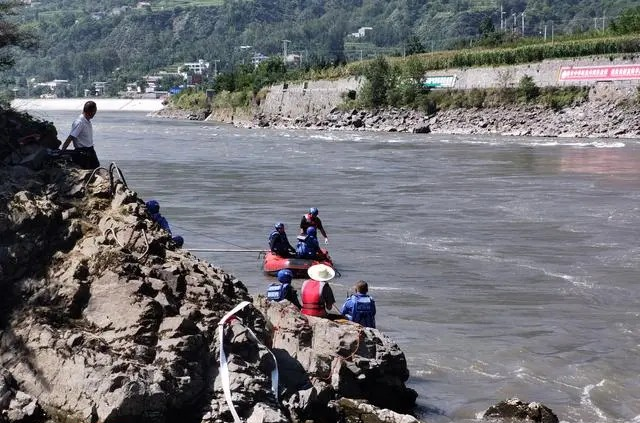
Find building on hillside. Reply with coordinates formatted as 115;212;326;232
285;53;302;66
94;82;108;96
181;60;210;75
251;53;269;67
350;27;373;38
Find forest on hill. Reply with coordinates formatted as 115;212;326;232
1;0;639;97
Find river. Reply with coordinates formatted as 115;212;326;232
32;109;640;423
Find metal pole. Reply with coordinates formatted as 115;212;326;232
187;248;265;253
521;12;525;35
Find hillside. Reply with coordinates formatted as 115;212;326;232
2;0;639;97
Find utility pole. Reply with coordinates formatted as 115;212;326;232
213;60;219;77
521;12;525;35
602;11;606;31
512;13;516;32
282;39;290;64
500;4;505;30
551;21;554;43
544;24;547;41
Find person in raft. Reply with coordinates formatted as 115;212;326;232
299;207;329;244
300;264;336;318
266;269;302;309
269;222;296;258
145;200;184;247
341;280;376;328
296;226;326;260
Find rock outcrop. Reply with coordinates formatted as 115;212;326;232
0;107;418;423
483;398;559;423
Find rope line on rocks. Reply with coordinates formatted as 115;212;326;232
219;301;280;422
102;225;150;261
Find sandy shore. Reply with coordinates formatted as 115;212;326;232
11;98;166;112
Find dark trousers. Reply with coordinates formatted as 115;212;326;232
70;146;100;169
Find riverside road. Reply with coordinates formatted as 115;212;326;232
34;110;640;423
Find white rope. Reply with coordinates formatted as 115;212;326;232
218;301;279;422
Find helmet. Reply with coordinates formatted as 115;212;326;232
146;200;160;214
309;207;319;217
274;222;284;230
306;226;317;237
172;235;184;247
277;269;293;284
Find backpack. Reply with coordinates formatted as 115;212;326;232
267;282;288;301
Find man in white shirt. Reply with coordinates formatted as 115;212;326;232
61;101;100;169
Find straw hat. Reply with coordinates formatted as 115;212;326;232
307;264;335;282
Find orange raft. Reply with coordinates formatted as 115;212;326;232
263;249;334;277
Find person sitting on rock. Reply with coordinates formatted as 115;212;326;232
145;199;184;247
266;269;302;309
269;222;296;258
341;280;376;328
60;101;100;169
300;264;336;318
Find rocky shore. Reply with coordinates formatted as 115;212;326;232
154;84;640;139
247;88;640;138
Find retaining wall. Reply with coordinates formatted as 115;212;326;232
259;55;640;118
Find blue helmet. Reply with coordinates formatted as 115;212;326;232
274;222;284;230
146;200;160;214
309;207;319;216
306;226;317;237
172;235;184;247
277;269;293;284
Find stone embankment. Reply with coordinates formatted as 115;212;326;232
229;84;640;139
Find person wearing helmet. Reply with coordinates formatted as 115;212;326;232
268;222;296;257
296;226;324;259
145;199;184;248
299;207;329;244
266;269;301;309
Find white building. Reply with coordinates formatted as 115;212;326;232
350;27;373;38
181;60;210;75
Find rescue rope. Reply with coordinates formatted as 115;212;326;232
219;301;279;423
102;225;150;261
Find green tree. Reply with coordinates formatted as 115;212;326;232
359;55;391;108
0;1;35;70
610;6;640;34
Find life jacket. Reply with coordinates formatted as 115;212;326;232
267;282;289;301
296;236;318;259
349;295;376;328
305;213;317;226
300;279;326;317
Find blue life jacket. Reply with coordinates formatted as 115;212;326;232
267;282;289;301
350;295;376;328
296;236;319;259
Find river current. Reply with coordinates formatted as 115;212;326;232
33;110;640;423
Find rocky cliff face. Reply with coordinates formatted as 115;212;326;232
0;108;418;423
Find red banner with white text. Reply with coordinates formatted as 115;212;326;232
558;65;640;82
